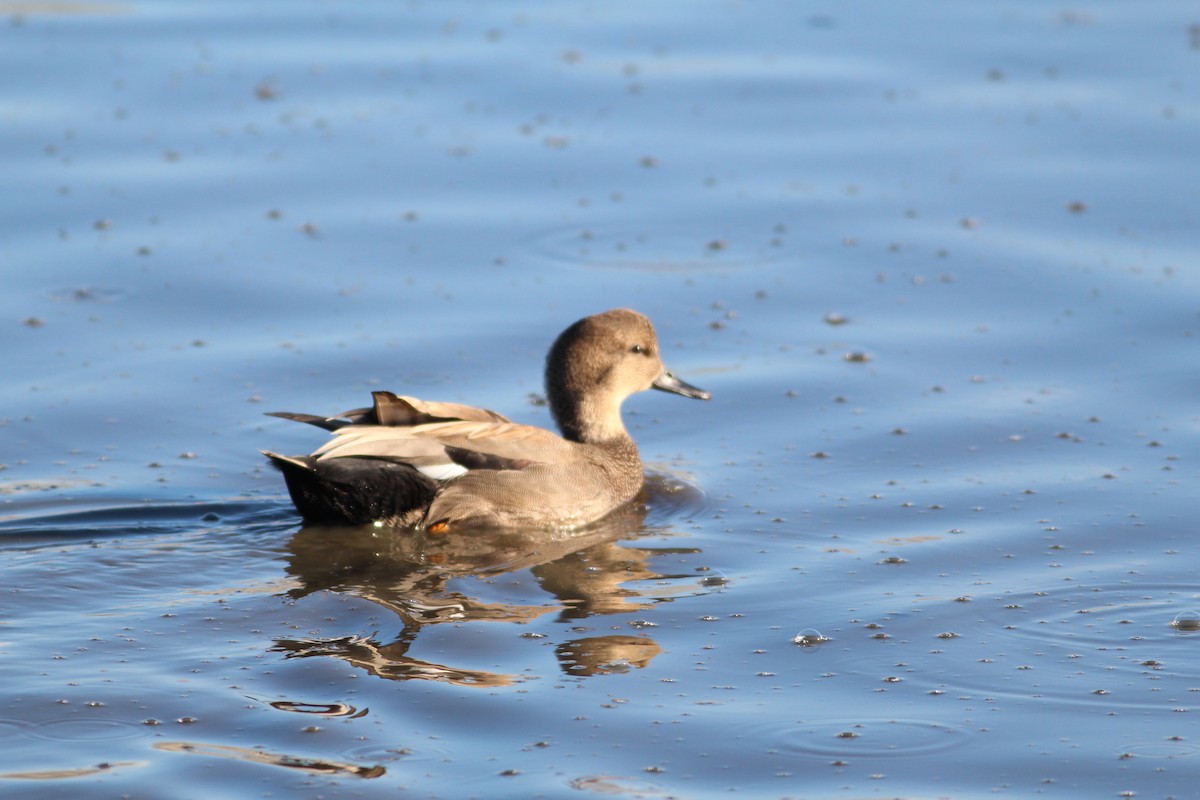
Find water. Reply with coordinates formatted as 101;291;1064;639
3;1;1199;797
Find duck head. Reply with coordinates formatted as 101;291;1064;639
545;309;709;444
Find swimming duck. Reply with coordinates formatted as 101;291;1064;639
263;309;710;530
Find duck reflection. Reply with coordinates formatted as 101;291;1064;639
273;478;704;686
556;635;663;676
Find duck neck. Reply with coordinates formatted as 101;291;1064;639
552;392;629;445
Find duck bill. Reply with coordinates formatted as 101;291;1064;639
652;369;711;401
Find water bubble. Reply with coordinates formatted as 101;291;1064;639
697;569;728;588
1170;610;1200;632
793;628;832;647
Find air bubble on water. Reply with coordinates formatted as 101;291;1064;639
698;569;729;589
793;628;831;647
1170;610;1200;632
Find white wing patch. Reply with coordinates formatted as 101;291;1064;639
416;462;469;481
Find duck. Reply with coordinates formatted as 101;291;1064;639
262;308;710;531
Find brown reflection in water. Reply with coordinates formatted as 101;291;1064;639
153;741;384;778
263;700;367;718
569;774;671;796
534;533;679;619
0;761;142;780
273;633;516;687
275;490;701;685
556;635;663;676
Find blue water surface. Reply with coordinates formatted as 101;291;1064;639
2;2;1199;798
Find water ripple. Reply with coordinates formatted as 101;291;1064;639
734;717;967;758
840;583;1200;711
642;471;712;524
0;498;292;544
25;717;149;742
989;582;1200;649
522;222;782;273
1117;741;1200;759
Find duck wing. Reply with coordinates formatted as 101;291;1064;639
311;419;578;480
268;391;511;431
366;391;511;425
264;394;538;526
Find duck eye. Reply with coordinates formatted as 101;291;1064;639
630;344;646;354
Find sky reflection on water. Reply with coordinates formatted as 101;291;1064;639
2;1;1199;797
